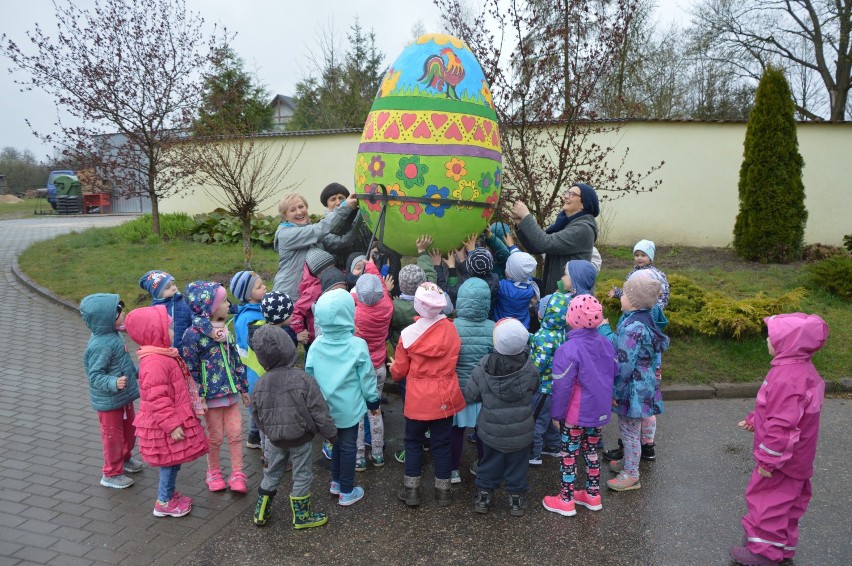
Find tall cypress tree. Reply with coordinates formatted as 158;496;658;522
733;66;806;262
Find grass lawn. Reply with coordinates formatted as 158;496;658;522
0;199;49;219
17;225;851;385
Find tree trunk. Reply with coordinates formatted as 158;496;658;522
241;215;253;269
150;192;160;235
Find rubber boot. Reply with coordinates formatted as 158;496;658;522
435;478;452;507
508;493;527;517
397;475;421;507
641;442;656;461
253;491;274;527
474;488;493;514
289;494;328;529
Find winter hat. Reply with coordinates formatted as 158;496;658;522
466;247;494;277
305;248;336;277
229;270;260;303
505;251;537;283
320;182;349;207
260;291;294;324
622;271;662;310
347;252;367;274
138;270;174;300
210;285;227;315
493;318;529;355
490;222;512;240
567;294;603;330
356;273;384;306
575;182;600;218
320;267;347;293
413;282;447;319
398;264;426;296
633;239;656;261
538;294;552;319
565;260;598;296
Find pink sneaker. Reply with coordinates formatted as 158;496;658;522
206;469;227;492
541;495;576;517
173;491;193;507
153;496;191;518
607;472;641;491
573;490;602;511
228;471;248;493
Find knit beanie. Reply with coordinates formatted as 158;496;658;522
320;267;347;293
320;182;350;207
565;260;598;296
622;271;662;310
398;264;426;296
633;239;656;261
493;318;529;355
305;248;336;277
356;273;384;306
260;291;294;324
229;270;260;303
505;251;537;283
413;282;447;319
567;294;603;330
575;182;600;218
466;248;494;278
138;270;174;300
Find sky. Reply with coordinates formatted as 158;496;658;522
1;0;691;159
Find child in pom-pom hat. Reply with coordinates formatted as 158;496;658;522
139;270;193;351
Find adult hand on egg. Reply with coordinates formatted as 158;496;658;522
512;200;530;222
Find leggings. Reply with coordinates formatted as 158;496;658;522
558;425;602;500
204;403;243;473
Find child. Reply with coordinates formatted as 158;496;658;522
305;288;380;506
124;306;208;517
182;281;251;493
353;264;394;471
559;259;598;297
139;270;193;351
729;313;828;566
450;278;495;483
528;292;570;466
608;239;670;309
250;325;338;528
260;291;298;346
81;293;142;489
598;272;668;492
542;295;617;516
492;247;539;329
464;318;539;516
230;270;268;450
291;248;336;348
390;282;466;507
445;245;499;314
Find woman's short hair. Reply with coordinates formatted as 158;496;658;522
278;193;308;217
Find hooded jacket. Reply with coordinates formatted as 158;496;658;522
81;293;139;412
464;352;539;452
744;313;827;479
566;260;598;296
233;302;265;392
150;293;193;351
453;278;495;390
251;325;337;448
529;292;570;394
290;263;321;343
305;289;379;429
354;261;394;367
125;306;207;467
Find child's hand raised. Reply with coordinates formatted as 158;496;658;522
416;235;433;253
463;233;478;251
502;232;515;247
445;250;456;268
429;248;442;266
116;376;127;390
170;426;185;441
384;274;395;293
738;420;755;433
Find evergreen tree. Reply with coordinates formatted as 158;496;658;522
733;66;806;263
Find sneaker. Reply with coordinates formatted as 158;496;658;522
355;458;367;472
206;469;227;492
466;432;477;444
728;545;780;566
450;470;461;484
329;481;340;495
246;431;262;449
641;443;656;461
528;455;543;466
338;486;365;506
573;490;602;511
607;472;641;492
228;471;248;494
172;491;193;507
540;447;562;458
394;449;405;463
322;441;333;460
609;459;624;473
473;488;493;513
469;460;478;476
369;452;385;467
100;474;134;489
508;493;527;517
542;495;576;517
602;438;624;461
123;458;144;474
153;495;191;518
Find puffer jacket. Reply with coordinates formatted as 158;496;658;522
354;261;394;367
251;325;337;448
81;293;139;412
125;306;207;467
150;293;193;351
233;302;265;392
465;352;539;452
529;292;570;394
290;263;320;343
453;278;495;390
493;278;536;328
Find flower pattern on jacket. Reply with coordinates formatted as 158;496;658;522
609;314;669;418
529;292;569;394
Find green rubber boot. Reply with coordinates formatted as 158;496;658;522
253;493;273;527
290;494;328;529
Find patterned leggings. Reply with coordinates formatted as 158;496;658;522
558;425;602;501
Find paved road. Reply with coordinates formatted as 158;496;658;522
2;216;850;565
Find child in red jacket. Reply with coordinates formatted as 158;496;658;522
125;306;208;518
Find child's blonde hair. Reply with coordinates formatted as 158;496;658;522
278;193;309;218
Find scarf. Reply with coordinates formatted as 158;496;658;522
137;346;206;416
545;210;588;234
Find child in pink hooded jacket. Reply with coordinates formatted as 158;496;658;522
729;313;829;566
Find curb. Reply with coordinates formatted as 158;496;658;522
13;256;81;314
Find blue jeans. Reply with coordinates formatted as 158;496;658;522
531;391;561;457
331;424;358;494
404;416;452;480
157;464;181;503
475;444;529;493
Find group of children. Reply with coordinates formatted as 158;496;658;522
80;184;828;566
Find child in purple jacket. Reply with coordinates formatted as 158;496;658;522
542;295;617;517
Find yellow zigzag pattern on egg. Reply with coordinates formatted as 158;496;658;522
362;109;501;150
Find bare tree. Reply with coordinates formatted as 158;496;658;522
692;0;852;121
436;0;663;226
1;0;224;232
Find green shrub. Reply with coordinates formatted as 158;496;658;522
844;234;852;253
190;210;280;248
112;213;195;243
599;274;807;339
805;255;852;301
802;243;846;262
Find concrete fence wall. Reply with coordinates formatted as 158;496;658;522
160;121;852;247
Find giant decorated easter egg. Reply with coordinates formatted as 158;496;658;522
354;33;502;257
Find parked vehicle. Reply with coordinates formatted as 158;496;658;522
46;170;74;209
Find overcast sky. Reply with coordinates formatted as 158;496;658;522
1;0;689;159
